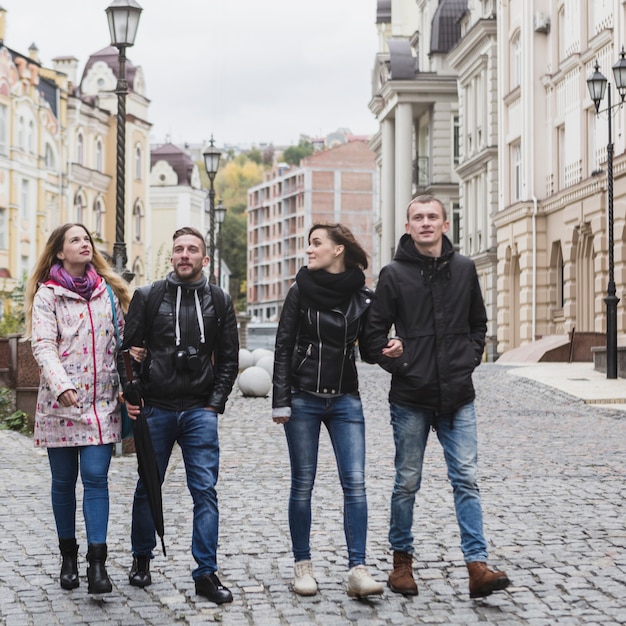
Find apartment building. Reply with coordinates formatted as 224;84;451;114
247;140;377;322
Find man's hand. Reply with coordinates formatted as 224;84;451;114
382;338;403;358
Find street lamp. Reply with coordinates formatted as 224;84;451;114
214;200;227;286
203;136;222;283
587;48;626;379
106;0;142;281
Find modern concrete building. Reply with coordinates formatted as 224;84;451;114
247;140;377;322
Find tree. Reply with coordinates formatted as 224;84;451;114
282;140;314;166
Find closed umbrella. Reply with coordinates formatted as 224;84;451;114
122;351;167;556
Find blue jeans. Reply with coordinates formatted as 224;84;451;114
47;444;113;544
284;391;367;568
389;401;488;562
131;406;220;580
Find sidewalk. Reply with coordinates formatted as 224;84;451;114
504;360;626;409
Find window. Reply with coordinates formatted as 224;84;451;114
21;179;30;219
77;132;84;166
0;104;7;155
452;202;461;246
45;144;55;169
453;116;460;164
511;34;521;89
74;191;86;223
133;201;143;242
96;139;103;172
512;143;522;201
27;120;34;153
135;145;142;180
0;207;6;248
94;198;104;238
18;115;24;149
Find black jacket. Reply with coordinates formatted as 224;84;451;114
272;282;373;411
122;273;239;413
360;235;486;415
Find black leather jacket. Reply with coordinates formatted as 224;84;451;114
272;282;373;412
360;235;487;415
122;273;239;413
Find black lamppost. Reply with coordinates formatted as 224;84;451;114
106;0;142;281
214;200;226;286
203;137;222;283
587;49;626;379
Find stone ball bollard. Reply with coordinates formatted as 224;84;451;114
252;348;274;365
238;366;272;397
256;355;274;377
238;349;254;371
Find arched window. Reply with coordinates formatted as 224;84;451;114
95;139;103;172
18;115;24;149
135;144;142;180
74;190;87;224
45;143;56;169
27;120;34;153
94;197;105;238
133;200;143;242
77;132;84;166
511;33;521;90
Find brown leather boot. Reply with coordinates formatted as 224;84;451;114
467;561;510;598
388;551;418;595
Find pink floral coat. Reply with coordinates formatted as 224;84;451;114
31;278;124;448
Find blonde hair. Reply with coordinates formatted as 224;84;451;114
24;223;131;335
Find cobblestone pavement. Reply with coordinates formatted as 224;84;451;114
1;363;625;626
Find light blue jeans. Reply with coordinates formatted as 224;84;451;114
389;401;488;562
284;391;368;568
47;444;113;544
130;406;220;579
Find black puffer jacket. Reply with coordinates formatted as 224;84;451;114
122;273;239;413
360;235;486;415
272;283;372;412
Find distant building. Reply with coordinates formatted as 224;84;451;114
246;140;377;322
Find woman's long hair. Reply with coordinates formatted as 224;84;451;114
24;223;131;335
308;223;369;270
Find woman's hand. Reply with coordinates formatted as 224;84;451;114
273;416;290;424
382;338;403;359
129;346;147;363
58;389;79;407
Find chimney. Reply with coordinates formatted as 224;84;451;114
52;56;79;88
0;7;6;43
29;42;39;62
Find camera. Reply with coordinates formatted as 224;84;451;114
175;346;201;372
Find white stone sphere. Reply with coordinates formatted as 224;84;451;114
238;366;272;397
256;355;274;377
238;349;254;371
252;348;274;365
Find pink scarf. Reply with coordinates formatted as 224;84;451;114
48;263;100;300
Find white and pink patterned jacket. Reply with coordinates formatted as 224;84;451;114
31;278;124;448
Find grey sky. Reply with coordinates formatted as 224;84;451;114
7;0;379;147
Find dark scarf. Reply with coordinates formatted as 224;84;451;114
48;262;100;300
295;266;365;311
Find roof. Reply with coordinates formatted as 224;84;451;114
151;143;196;186
431;0;467;54
80;45;139;90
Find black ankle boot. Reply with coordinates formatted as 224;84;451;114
86;543;112;594
129;555;152;588
59;538;79;590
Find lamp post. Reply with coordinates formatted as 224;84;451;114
587;49;626;379
203;136;222;283
214;200;226;286
106;0;142;281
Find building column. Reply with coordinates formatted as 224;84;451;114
381;117;395;266
394;103;413;242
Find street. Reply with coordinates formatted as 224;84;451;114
1;362;625;625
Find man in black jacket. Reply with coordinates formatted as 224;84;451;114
361;195;510;599
122;227;239;604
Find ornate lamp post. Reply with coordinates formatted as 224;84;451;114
203;137;222;283
106;0;142;281
587;49;626;379
214;200;226;286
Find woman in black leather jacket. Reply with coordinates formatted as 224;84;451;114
272;223;397;599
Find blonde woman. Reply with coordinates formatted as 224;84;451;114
24;223;130;595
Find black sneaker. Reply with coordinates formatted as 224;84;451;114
129;556;152;588
195;573;233;604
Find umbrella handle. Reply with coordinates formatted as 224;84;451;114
122;350;135;383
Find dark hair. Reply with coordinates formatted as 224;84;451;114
406;194;447;221
172;226;207;255
308;223;368;270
